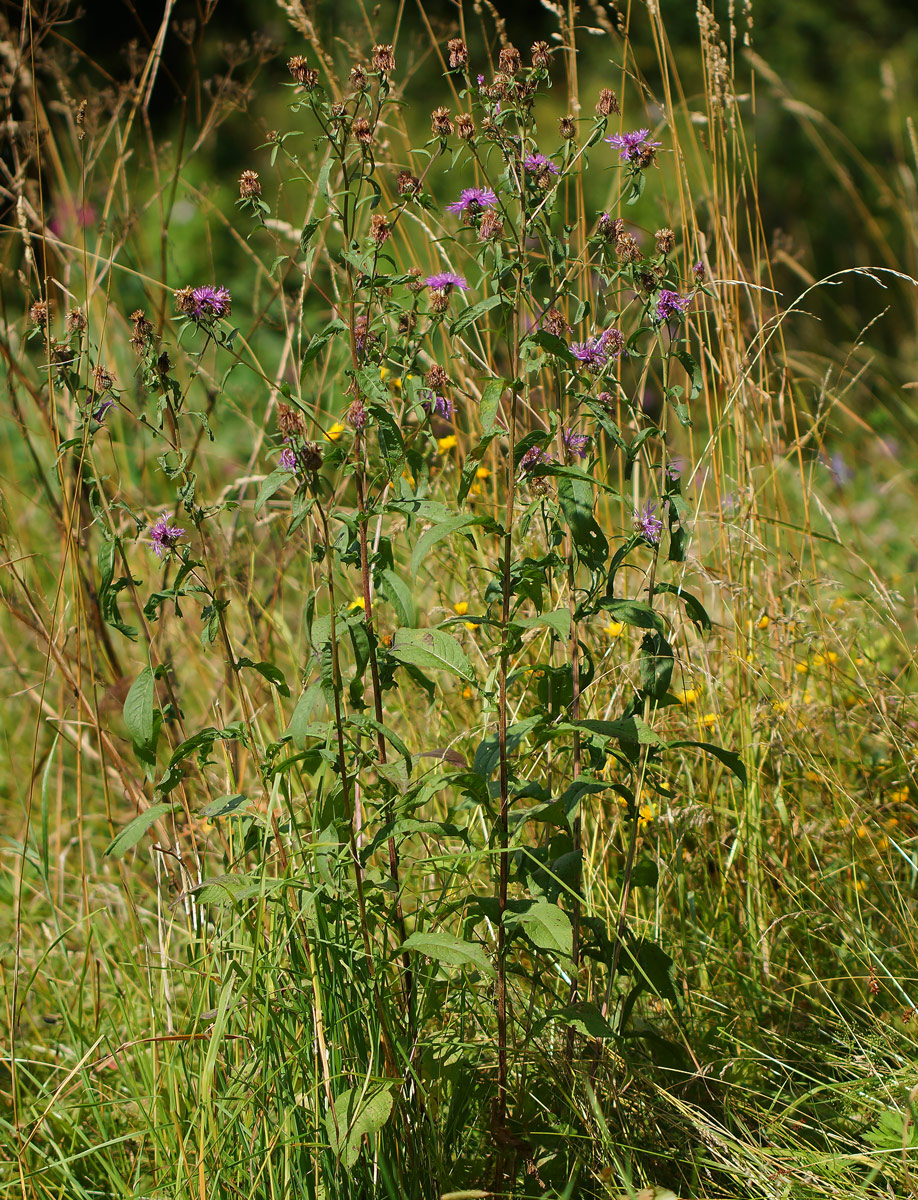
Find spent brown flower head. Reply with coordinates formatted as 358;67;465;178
616;233;643;264
397;170;420;196
455;113;475;141
349;65;368;90
353;117;373;146
130;309;153;354
238;169;261;199
479;209;504;241
287;56;318;89
447;38;468;69
426;365;449;392
370;214;391;246
596;88;620;116
174;286;196;317
558;115;576;140
431;107;453;136
499;45;521;75
531;41;551;69
406;268;425;294
299;441;323;473
398;312;417;335
655;227;675;255
372;44;395;74
93;364;115;391
277;403;305;440
29;300;49;327
540;307;570;338
598;213;626;243
66;307;86;335
430;290;450;314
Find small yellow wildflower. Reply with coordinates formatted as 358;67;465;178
379;365;390;382
772;700;788;713
885;816;899;829
795;662;808;674
803;690;814;703
674;688;697;705
437;434;458;454
832;596;847;611
812;654;825;667
464;621;479;631
855;657;865;667
827;650;839;664
393;373;412;391
757;615;770;630
855;878;865;893
856;824;869;840
877;836;889;852
804;770;821;783
638;802;655;830
700;712;718;727
347;597;366;612
469;484;481;497
326;422;346;441
476;466;491;480
453;601;469;616
889;787;909;804
837;815;850;829
402;470;416;488
603;621;625;638
461;686;473;700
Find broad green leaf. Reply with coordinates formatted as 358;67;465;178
104;802;172;858
653;582;711;630
287;681;325;745
123;666;155;747
511;608;571;642
389;627;474;682
236;657;290;697
544;1002;616;1039
377;569;416;627
326;1085;395;1169
200;794;251;819
449;294;503;336
506;900;573;958
473;715;542;778
600;599;665;634
670;740;747;786
402;931;495;977
571;717;665;746
410;515;496;579
254;469;291;515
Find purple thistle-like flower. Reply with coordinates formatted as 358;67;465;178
520;445;553;472
92;398;115;423
446;187;498;215
150;512;185;558
476;73;485;86
654;289;692;323
635;501;663;545
190;285;232;321
523;152;560;176
425;272;470;293
279;447;298;471
570;327;624;372
604;128;662;163
421;391;455;419
562;428;590;459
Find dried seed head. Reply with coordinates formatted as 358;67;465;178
598;213;625;242
447;38;468;69
487;74;511;100
431;106;453;136
346;398;367;430
353;117;373;145
530;40;551;69
277;402;305;440
299;441;323;473
370;214;391;245
635;145;658;169
479;209;504;241
349;65;368;90
29;299;49;327
66;307;86;335
596;88;620;116
238;169;261;199
156;351;172;377
372;44;396;74
430;290;450;314
616;233;643;263
397;311;417;335
498;45;521;75
558;115;576;140
513;78;537;103
130;308;153;354
174;286;196;316
397;170;420;196
655;227;675;255
93;364;115;391
287;56;318;89
426;365;449;392
540;307;570;338
455;112;475;141
406;268;425;294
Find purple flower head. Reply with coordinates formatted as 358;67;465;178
570;327;624;372
446;187;498;215
635;501;663;545
692;261;706;281
523;152;560;176
604;128;662;163
425;272;470;293
664;458;684;481
92;398;115;423
562;428;590;459
190;285;232;321
279;447;298;472
150;512;185;558
520;445;553;473
654;289;692;323
421;390;454;419
477;73;485;86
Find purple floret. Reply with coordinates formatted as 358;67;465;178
653;289;692;323
570;327;624;372
562;428;590;459
150;512;185;558
425;272;470;293
279;447;298;471
421;391;455;418
190;285;232;321
635;501;663;544
446;187;498;215
520;445;553;472
523;152;559;175
604;128;662;163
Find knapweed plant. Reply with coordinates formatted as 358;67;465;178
8;18;755;1200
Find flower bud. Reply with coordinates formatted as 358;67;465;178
558;115;576;140
238;169;261;199
530;41;551;69
596;88;620;116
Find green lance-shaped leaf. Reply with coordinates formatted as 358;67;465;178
505;899;573;959
326;1085;396;1170
104;802;172;858
402;930;495;977
652;582;712;631
123;665;155;748
388;627;475;682
409;514;498;579
670;739;747;786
